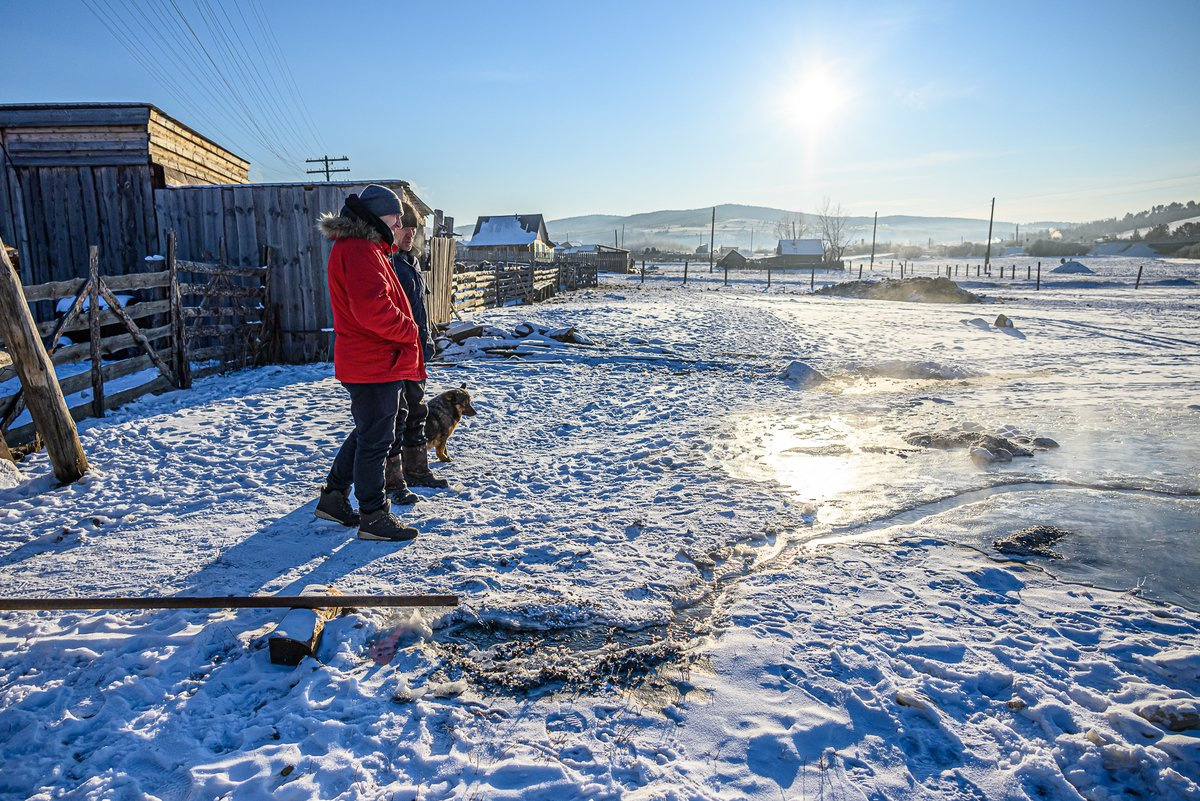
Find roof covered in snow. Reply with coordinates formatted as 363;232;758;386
467;215;552;247
778;238;823;256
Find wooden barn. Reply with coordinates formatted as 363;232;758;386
557;243;632;273
717;249;749;270
462;214;555;263
0;103;250;288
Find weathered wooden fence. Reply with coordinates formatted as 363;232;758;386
155;181;428;363
450;262;597;317
0;232;271;448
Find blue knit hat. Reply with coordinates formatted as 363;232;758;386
355;184;403;218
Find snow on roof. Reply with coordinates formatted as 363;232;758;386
778;238;823;255
468;215;545;247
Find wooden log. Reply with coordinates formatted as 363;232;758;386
0;238;88;482
88;246;104;418
268;585;342;666
0;593;459;611
167;231;191;389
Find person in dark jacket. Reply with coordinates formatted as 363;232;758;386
383;208;449;500
314;184;424;542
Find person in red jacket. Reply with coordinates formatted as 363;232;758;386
314;185;424;542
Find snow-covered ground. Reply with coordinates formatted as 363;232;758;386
1;256;1198;800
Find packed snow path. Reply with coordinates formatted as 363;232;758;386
1;258;1198;799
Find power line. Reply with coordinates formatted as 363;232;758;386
165;0;302;167
83;0;245;156
94;0;294;179
191;0;308;162
245;0;327;154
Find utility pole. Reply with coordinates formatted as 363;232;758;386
983;197;995;275
709;206;716;273
306;155;350;181
869;211;878;271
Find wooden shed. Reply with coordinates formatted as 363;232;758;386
0;103;250;288
717;249;749;270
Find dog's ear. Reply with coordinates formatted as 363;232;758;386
459;382;467;390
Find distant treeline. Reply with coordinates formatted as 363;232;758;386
1065;200;1198;241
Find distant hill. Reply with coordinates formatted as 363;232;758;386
455;204;1072;251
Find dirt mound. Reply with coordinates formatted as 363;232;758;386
816;277;982;304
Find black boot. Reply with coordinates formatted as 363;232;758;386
315;486;359;527
402;445;449;489
358;503;419;542
385;454;420;505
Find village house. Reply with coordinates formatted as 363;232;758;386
774;237;825;267
462;214;555;263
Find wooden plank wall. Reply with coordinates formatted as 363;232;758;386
156;183;389;363
0;161;159;318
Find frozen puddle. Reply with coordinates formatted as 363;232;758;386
813;484;1200;610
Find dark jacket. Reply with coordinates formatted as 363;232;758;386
319;213;425;384
392;249;434;360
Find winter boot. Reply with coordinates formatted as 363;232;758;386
385;454;420;506
402;445;449;489
358;503;419;542
315;486;359;527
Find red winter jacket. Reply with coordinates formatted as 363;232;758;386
320;214;426;383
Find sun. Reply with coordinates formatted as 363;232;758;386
781;61;853;137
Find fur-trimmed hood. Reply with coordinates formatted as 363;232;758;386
318;213;386;243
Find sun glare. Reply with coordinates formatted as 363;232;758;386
782;61;852;137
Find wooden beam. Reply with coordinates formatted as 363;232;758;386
0;594;460;611
0;237;88;482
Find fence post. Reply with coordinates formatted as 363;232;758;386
683;259;688;285
1135;264;1143;289
767;264;772;288
724;260;729;286
168;231;191;389
641;260;645;284
0;238;89;482
87;245;104;418
1036;261;1041;291
857;263;862;280
810;266;815;291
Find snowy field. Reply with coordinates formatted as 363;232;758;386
1;256;1198;800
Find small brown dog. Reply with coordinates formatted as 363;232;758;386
424;384;476;462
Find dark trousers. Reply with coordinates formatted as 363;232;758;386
327;381;401;514
388;379;428;456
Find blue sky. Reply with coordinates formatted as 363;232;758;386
4;0;1198;225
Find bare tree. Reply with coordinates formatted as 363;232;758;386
816;198;850;264
774;212;808;243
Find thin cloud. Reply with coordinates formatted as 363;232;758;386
896;80;977;110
